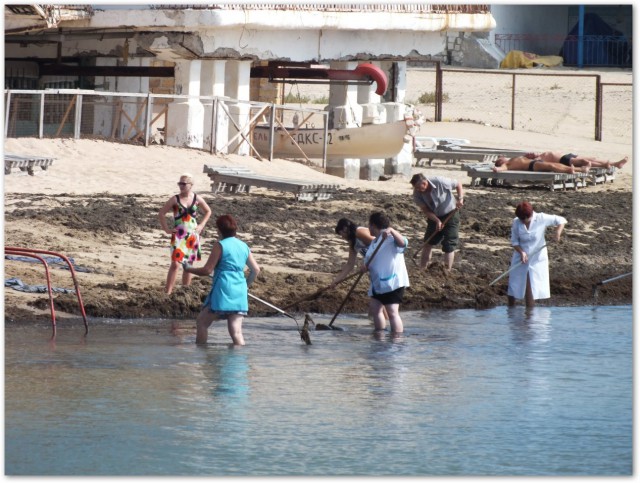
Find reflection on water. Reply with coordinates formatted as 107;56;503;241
507;305;552;345
4;306;632;476
363;331;410;399
207;349;250;398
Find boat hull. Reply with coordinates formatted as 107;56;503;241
251;121;409;159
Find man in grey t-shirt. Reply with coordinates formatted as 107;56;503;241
410;173;465;271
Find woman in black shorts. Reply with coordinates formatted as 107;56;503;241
363;212;410;334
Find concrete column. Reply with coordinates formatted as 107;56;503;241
116;57;150;141
392;61;407;104
201;60;228;153
328;61;362;128
358;61;386;180
224;60;252;156
326;61;361;179
379;60;407;104
384;102;413;177
376;61;412;177
93;57;117;137
166;59;204;148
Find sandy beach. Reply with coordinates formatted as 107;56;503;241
3;68;633;325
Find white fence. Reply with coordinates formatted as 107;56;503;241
4;89;329;163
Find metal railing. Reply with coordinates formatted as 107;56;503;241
5;65;631;147
495;34;632;67
153;4;490;13
419;63;630;142
5;247;89;338
4;89;329;163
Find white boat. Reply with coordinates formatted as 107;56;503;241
251;120;412;159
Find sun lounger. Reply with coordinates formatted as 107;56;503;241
414;136;470;150
413;142;529;167
461;162;616;191
414;150;504;167
586;166;617;185
5;153;55;175
203;165;341;201
439;145;529;156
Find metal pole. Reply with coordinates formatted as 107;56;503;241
595;75;602;141
74;94;82;139
5;91;11;138
578;5;585;68
511;73;516;130
144;93;152;147
435;61;442;122
599;272;632;286
39;92;45;139
268;103;276;162
322;111;329;172
211;97;218;154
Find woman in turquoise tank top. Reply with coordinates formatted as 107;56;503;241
183;214;260;345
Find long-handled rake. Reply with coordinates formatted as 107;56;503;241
282;271;361;311
316;234;386;331
488;243;548;287
248;293;312;345
474;243;550;307
410;208;459;268
592;271;632;303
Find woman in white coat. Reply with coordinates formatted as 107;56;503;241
508;201;567;307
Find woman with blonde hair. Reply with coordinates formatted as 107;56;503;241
158;173;212;294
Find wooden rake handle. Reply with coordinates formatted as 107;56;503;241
282;270;360;311
412;208;459;260
328;234;386;327
489;243;549;286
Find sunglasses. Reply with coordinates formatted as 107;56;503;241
177;182;190;187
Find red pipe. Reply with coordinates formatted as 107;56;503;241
251;62;389;96
5;249;57;337
354;63;388;96
5;247;88;335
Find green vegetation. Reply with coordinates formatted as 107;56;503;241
284;92;311;103
416;91;450;104
283;93;329;104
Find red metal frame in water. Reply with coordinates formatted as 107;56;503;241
5;246;88;336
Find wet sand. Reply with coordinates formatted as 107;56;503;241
4;132;631;324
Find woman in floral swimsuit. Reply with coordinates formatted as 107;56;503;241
158;173;212;294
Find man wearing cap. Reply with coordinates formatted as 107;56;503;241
410;173;464;271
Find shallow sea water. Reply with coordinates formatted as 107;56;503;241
4;305;632;476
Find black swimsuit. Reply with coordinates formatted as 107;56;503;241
528;159;541;171
559;153;577;167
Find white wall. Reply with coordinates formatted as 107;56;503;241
196;29;447;62
491;5;569;37
490;5;569;54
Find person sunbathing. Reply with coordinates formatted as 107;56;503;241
492;156;589;174
524;151;628;170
